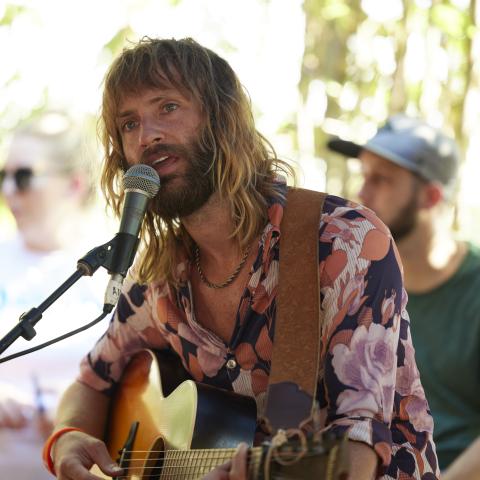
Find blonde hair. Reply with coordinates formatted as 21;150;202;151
100;37;294;284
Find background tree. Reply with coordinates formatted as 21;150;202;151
300;0;480;240
1;0;479;240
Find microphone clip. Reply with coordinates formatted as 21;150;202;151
77;233;139;277
76;233;140;313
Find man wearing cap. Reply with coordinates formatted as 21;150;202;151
328;115;480;474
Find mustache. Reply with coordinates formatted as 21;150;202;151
140;143;191;164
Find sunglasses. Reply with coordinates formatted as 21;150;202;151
0;167;37;192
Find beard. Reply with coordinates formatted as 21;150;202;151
145;139;215;220
388;192;420;241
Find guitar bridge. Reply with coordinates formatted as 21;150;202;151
117;421;139;470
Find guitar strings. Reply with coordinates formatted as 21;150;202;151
115;450;319;463
116;464;298;480
117;447;317;456
112;445;318;479
117;475;298;479
114;453;311;480
117;474;298;479
114;450;320;469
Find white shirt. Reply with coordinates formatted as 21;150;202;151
0;233;111;478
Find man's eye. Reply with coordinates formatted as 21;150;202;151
122;120;137;132
164;103;178;113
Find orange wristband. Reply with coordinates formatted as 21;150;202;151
42;426;84;475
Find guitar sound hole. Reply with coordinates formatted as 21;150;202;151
142;438;165;480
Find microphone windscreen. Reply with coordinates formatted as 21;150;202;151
123;164;160;198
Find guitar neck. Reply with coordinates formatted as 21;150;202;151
162;446;263;479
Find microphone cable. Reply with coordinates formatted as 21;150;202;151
0;309;109;364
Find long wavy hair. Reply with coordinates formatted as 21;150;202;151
100;37;294;285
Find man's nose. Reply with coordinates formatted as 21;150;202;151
358;182;371;206
139;120;164;147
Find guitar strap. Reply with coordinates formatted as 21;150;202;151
263;187;327;433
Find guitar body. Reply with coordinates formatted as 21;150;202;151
95;349;257;479
92;349;350;479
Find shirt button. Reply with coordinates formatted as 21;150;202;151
226;358;237;369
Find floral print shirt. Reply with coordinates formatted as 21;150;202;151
78;188;439;479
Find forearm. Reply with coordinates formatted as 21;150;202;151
48;381;122;479
55;380;110;440
442;437;480;480
347;440;378;480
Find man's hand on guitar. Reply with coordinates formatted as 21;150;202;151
52;429;123;479
202;443;248;480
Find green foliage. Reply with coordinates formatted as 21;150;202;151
103;26;136;56
321;1;351;20
431;3;469;38
0;4;26;26
299;0;479;241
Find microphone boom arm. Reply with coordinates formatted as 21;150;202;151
0;267;88;355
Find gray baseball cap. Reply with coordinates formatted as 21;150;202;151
327;114;460;187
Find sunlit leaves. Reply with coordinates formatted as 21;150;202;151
102;26;136;56
431;3;470;38
321;1;351;20
0;4;26;26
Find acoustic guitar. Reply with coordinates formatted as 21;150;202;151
93;349;349;479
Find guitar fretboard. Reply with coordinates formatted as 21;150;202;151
159;447;262;479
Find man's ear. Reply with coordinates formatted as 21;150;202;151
420;181;443;209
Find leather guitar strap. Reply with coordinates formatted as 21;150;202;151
263;187;327;432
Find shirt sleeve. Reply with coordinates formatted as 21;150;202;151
317;195;438;478
76;278;170;395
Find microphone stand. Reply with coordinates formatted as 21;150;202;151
0;232;138;357
0;267;88;355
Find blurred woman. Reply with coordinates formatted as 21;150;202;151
0;111;109;479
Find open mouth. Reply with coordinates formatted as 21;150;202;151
150;155;179;176
152;155;169;166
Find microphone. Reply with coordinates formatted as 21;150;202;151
103;164;160;310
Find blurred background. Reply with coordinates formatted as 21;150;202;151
1;0;479;242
